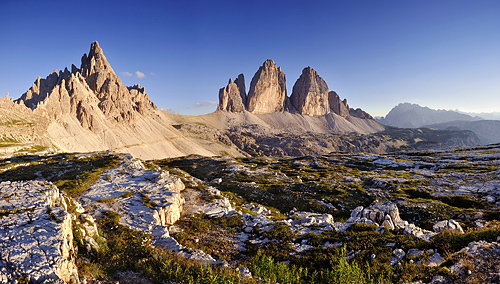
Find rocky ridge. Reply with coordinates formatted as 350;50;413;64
1;42;482;160
377;103;482;128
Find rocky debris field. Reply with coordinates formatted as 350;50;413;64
0;145;499;283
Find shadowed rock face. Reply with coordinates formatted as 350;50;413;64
246;59;287;114
16;41;157;130
290;67;330;116
328;91;350;118
235;73;246;106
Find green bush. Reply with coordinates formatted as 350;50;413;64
248;247;390;284
430;227;500;253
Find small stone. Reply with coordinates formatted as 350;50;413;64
485;195;495;203
237;266;252;279
393;248;406;261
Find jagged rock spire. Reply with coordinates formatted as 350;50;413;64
234;73;246;107
81;41;114;78
329;91;350;118
217;59;374;119
217;76;246;113
16;41;157;130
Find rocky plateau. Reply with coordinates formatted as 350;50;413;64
0;143;498;283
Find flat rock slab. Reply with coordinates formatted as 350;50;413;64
0;181;78;284
78;155;185;234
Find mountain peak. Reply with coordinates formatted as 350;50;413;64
90;41;102;55
81;41;114;78
290;66;329;116
246;59;287;114
17;41;156;130
378;103;479;128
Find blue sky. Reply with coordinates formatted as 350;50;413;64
1;0;499;117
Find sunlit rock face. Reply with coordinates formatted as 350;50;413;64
246;59;287;114
0;181;79;283
16;41;157;130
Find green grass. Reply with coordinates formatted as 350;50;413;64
139;192;157;209
173;213;245;262
0;152;120;197
428;226;500;254
99;192;135;203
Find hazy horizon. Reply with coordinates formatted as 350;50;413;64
1;0;499;117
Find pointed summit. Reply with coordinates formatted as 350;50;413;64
217;74;247;113
81;41;114;78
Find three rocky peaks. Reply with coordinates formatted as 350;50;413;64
217;59;371;119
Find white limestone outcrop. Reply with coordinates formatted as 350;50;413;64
0;181;79;283
78;155;185;242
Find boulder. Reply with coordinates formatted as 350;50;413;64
433;220;464;234
290;67;330;116
247;59;287;114
392;248;406;264
350;201;403;230
403;224;437;241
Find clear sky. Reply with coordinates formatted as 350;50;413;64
1;0;499;117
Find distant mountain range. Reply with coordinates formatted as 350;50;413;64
377;103;500;144
377;103;483;128
425;120;500;145
458;111;500;120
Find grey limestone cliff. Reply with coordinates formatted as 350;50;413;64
290;67;330;116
